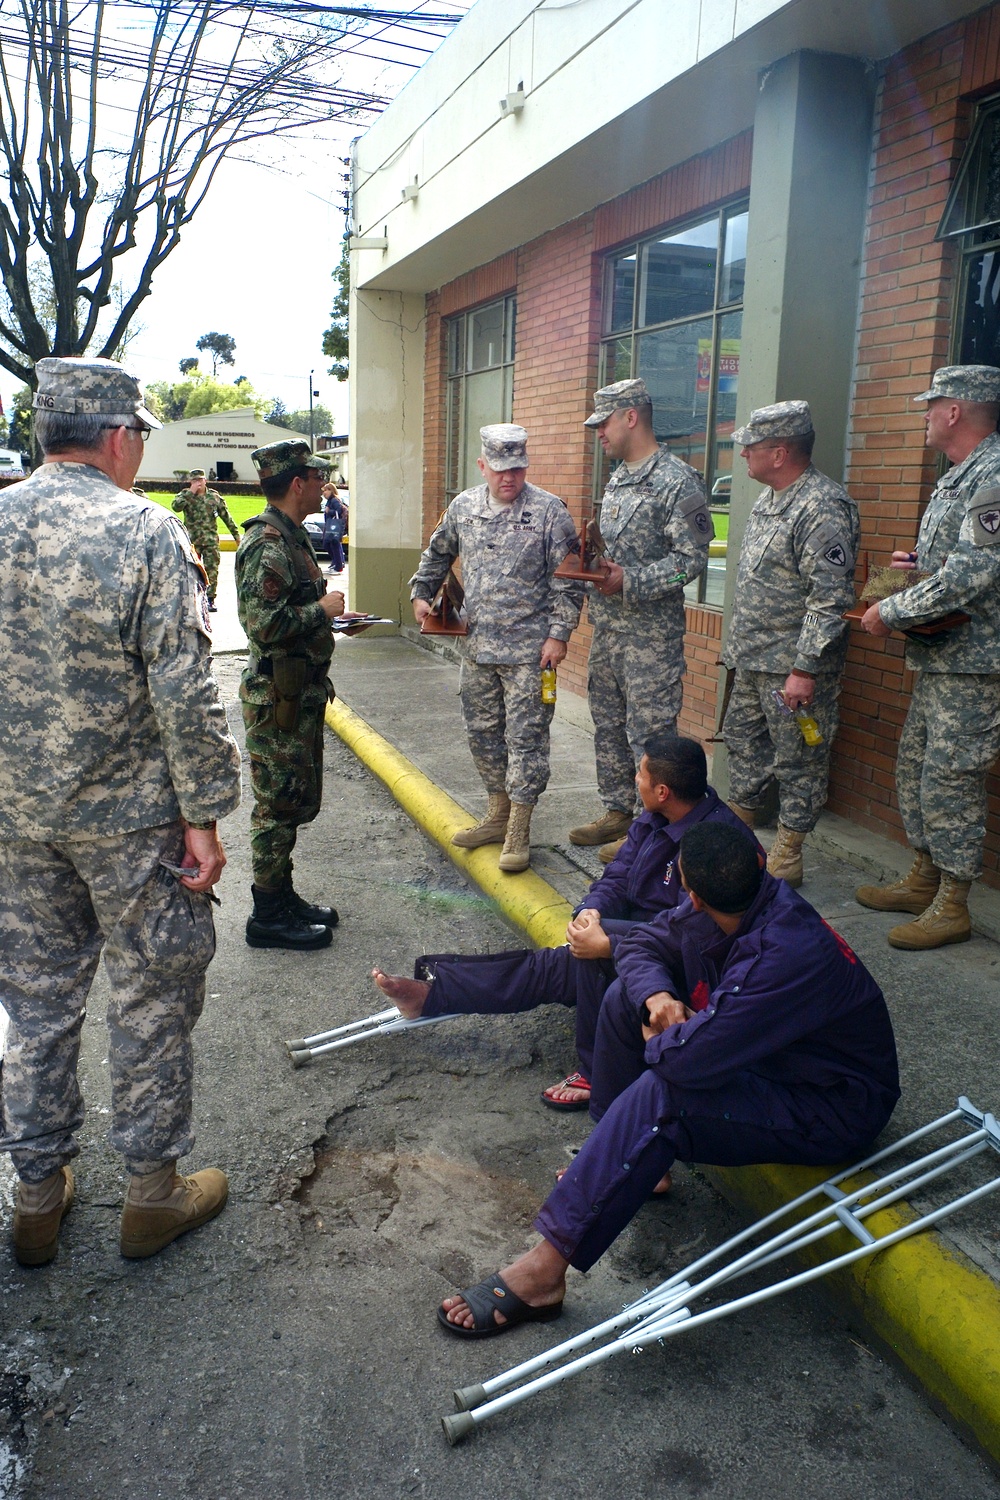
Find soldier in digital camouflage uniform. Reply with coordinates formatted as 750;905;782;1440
0;356;241;1266
173;468;241;610
858;365;1000;949
410;424;582;872
236;439;344;948
569;379;711;860
722;400;858;888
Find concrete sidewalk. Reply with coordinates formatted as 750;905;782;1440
320;631;1000;1464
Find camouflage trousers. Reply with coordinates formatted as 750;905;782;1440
896;672;1000;881
588;626;683;813
241;685;326;889
724;669;842;832
0;821;215;1183
198;539;221;599
460;659;554;806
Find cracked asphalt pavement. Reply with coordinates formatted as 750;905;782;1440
1;654;998;1499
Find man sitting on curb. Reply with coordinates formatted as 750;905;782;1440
435;822;899;1337
372;738;762;1113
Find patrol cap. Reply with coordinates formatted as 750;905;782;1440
32;356;163;428
187;468;206;479
732;400;814;447
480;423;529;471
583;378;653;427
914;365;1000;403
251;439;331;480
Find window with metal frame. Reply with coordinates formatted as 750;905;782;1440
596;203;748;608
939;97;1000;371
445;296;516;503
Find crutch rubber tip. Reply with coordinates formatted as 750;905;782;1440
285;1039;307;1052
441;1411;476;1446
453;1384;487;1412
289;1049;313;1068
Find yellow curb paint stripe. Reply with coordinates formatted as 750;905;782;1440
326;692;1000;1464
325;697;572;949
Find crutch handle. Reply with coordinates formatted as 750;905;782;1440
453;1383;487;1412
441;1411;476;1446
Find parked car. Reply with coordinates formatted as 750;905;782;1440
710;474;732;503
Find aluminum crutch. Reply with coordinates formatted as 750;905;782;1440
285;1007;461;1066
441;1096;1000;1444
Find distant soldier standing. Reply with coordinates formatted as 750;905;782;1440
569;379;712;860
173;467;241;610
236;440;342;949
0;356;241;1265
410;424;582;873
723;400;858;888
858;365;1000;948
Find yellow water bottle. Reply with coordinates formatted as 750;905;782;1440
794;707;823;746
541;667;557;704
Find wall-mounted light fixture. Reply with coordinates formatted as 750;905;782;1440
349;235;388;251
401;178;419;202
499;89;525;117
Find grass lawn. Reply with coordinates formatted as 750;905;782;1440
145;490;264;534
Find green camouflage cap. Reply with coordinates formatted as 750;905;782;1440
915;365;1000;403
480;423;529;471
187;468;206;479
732;400;813;446
251;439;332;480
583;378;652;427
32;356;162;428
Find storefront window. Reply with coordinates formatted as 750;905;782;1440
597;203;748;607
939;98;1000;368
445;296;516;501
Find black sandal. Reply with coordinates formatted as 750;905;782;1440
437;1273;564;1339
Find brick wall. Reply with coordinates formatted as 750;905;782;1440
840;10;1000;885
422;136;752;745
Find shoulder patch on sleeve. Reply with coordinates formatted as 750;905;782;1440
807;519;854;572
678;488;713;542
969;488;1000;546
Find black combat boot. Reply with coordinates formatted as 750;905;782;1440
281;875;339;930
245;886;332;950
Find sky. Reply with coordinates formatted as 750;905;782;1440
0;1;472;437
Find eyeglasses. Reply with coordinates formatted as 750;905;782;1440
103;423;150;442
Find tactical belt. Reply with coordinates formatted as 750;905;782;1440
250;655;329;685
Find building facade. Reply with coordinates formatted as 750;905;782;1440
350;0;1000;887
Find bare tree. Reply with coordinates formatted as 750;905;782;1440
0;0;385;387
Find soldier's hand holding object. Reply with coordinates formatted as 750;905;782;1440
595;558;624;596
890;549;918;571
179;824;226;892
412;598;432;624
782;669;816;710
566;908;612;960
860;602;892;638
641;990;691;1039
540;637;567;669
319;590;346;619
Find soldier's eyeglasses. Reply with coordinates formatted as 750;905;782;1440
104;424;150;441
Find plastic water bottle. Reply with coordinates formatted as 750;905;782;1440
541;667;557;704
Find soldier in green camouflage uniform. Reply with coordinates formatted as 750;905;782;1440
0;357;241;1265
173;468;241;608
722;400;859;887
410;424;582;873
570;379;711;857
236;439;344;948
858;365;1000;949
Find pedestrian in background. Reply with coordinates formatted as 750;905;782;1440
321;479;347;575
173;467;241;610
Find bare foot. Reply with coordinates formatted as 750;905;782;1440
440;1240;568;1330
371;967;430;1020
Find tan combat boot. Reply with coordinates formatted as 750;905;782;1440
598;835;628;864
452;792;510;848
568;809;633;847
12;1167;74;1267
498;803;533;873
766;824;807;887
727;802;756;828
120;1162;229;1259
855;852;940;915
887;875;972;950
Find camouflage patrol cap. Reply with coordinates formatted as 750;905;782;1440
583;378;653;427
732;400;814;446
480;423;529;471
188;468;206;479
251;439;331;480
915;365;1000;403
32;356;162;428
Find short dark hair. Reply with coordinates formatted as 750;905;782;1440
642;736;708;802
678;823;761;914
261;464;314;501
784;431;815;461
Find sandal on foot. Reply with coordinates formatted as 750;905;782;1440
540;1072;591;1112
437;1273;564;1339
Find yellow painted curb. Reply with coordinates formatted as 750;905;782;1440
325;697;571;948
326;693;1000;1463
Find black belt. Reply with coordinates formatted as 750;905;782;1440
249;655;329;685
